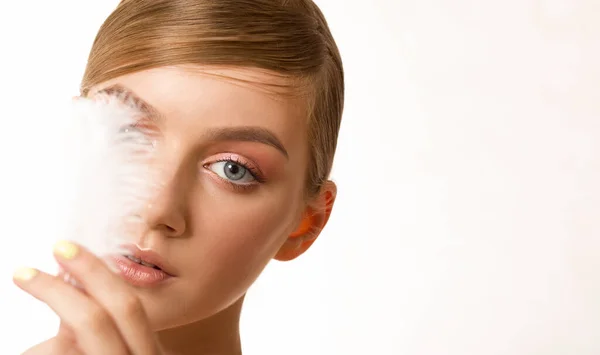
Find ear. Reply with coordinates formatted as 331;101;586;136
274;181;337;262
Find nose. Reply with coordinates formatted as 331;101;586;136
142;174;187;238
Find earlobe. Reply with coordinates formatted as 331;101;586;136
274;181;337;262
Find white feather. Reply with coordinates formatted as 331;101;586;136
60;92;161;260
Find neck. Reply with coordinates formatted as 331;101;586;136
157;296;245;355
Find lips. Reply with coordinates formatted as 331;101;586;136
119;244;176;276
124;254;160;269
108;245;176;287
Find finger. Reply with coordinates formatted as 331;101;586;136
57;321;79;346
22;336;82;355
13;267;128;355
53;240;159;355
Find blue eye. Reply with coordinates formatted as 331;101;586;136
116;125;155;147
119;125;137;133
208;161;256;183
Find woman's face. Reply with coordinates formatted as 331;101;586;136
88;66;311;330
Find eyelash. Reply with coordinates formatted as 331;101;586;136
205;155;266;192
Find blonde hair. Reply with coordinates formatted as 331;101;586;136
81;0;344;197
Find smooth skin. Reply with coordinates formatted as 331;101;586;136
14;65;336;355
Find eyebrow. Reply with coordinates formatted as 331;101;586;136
94;84;164;122
92;84;289;159
204;126;289;159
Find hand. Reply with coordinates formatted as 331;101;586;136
13;241;162;355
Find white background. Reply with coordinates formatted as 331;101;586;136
1;0;599;354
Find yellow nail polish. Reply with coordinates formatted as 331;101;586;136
53;240;79;260
13;267;38;281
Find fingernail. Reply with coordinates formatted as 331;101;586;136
53;240;79;260
13;267;38;281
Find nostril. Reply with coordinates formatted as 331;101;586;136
160;223;179;235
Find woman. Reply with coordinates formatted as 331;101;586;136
13;0;343;354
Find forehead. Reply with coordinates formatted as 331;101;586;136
89;65;309;115
88;65;310;150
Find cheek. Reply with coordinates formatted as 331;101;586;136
183;182;304;284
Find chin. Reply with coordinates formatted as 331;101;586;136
139;290;246;331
